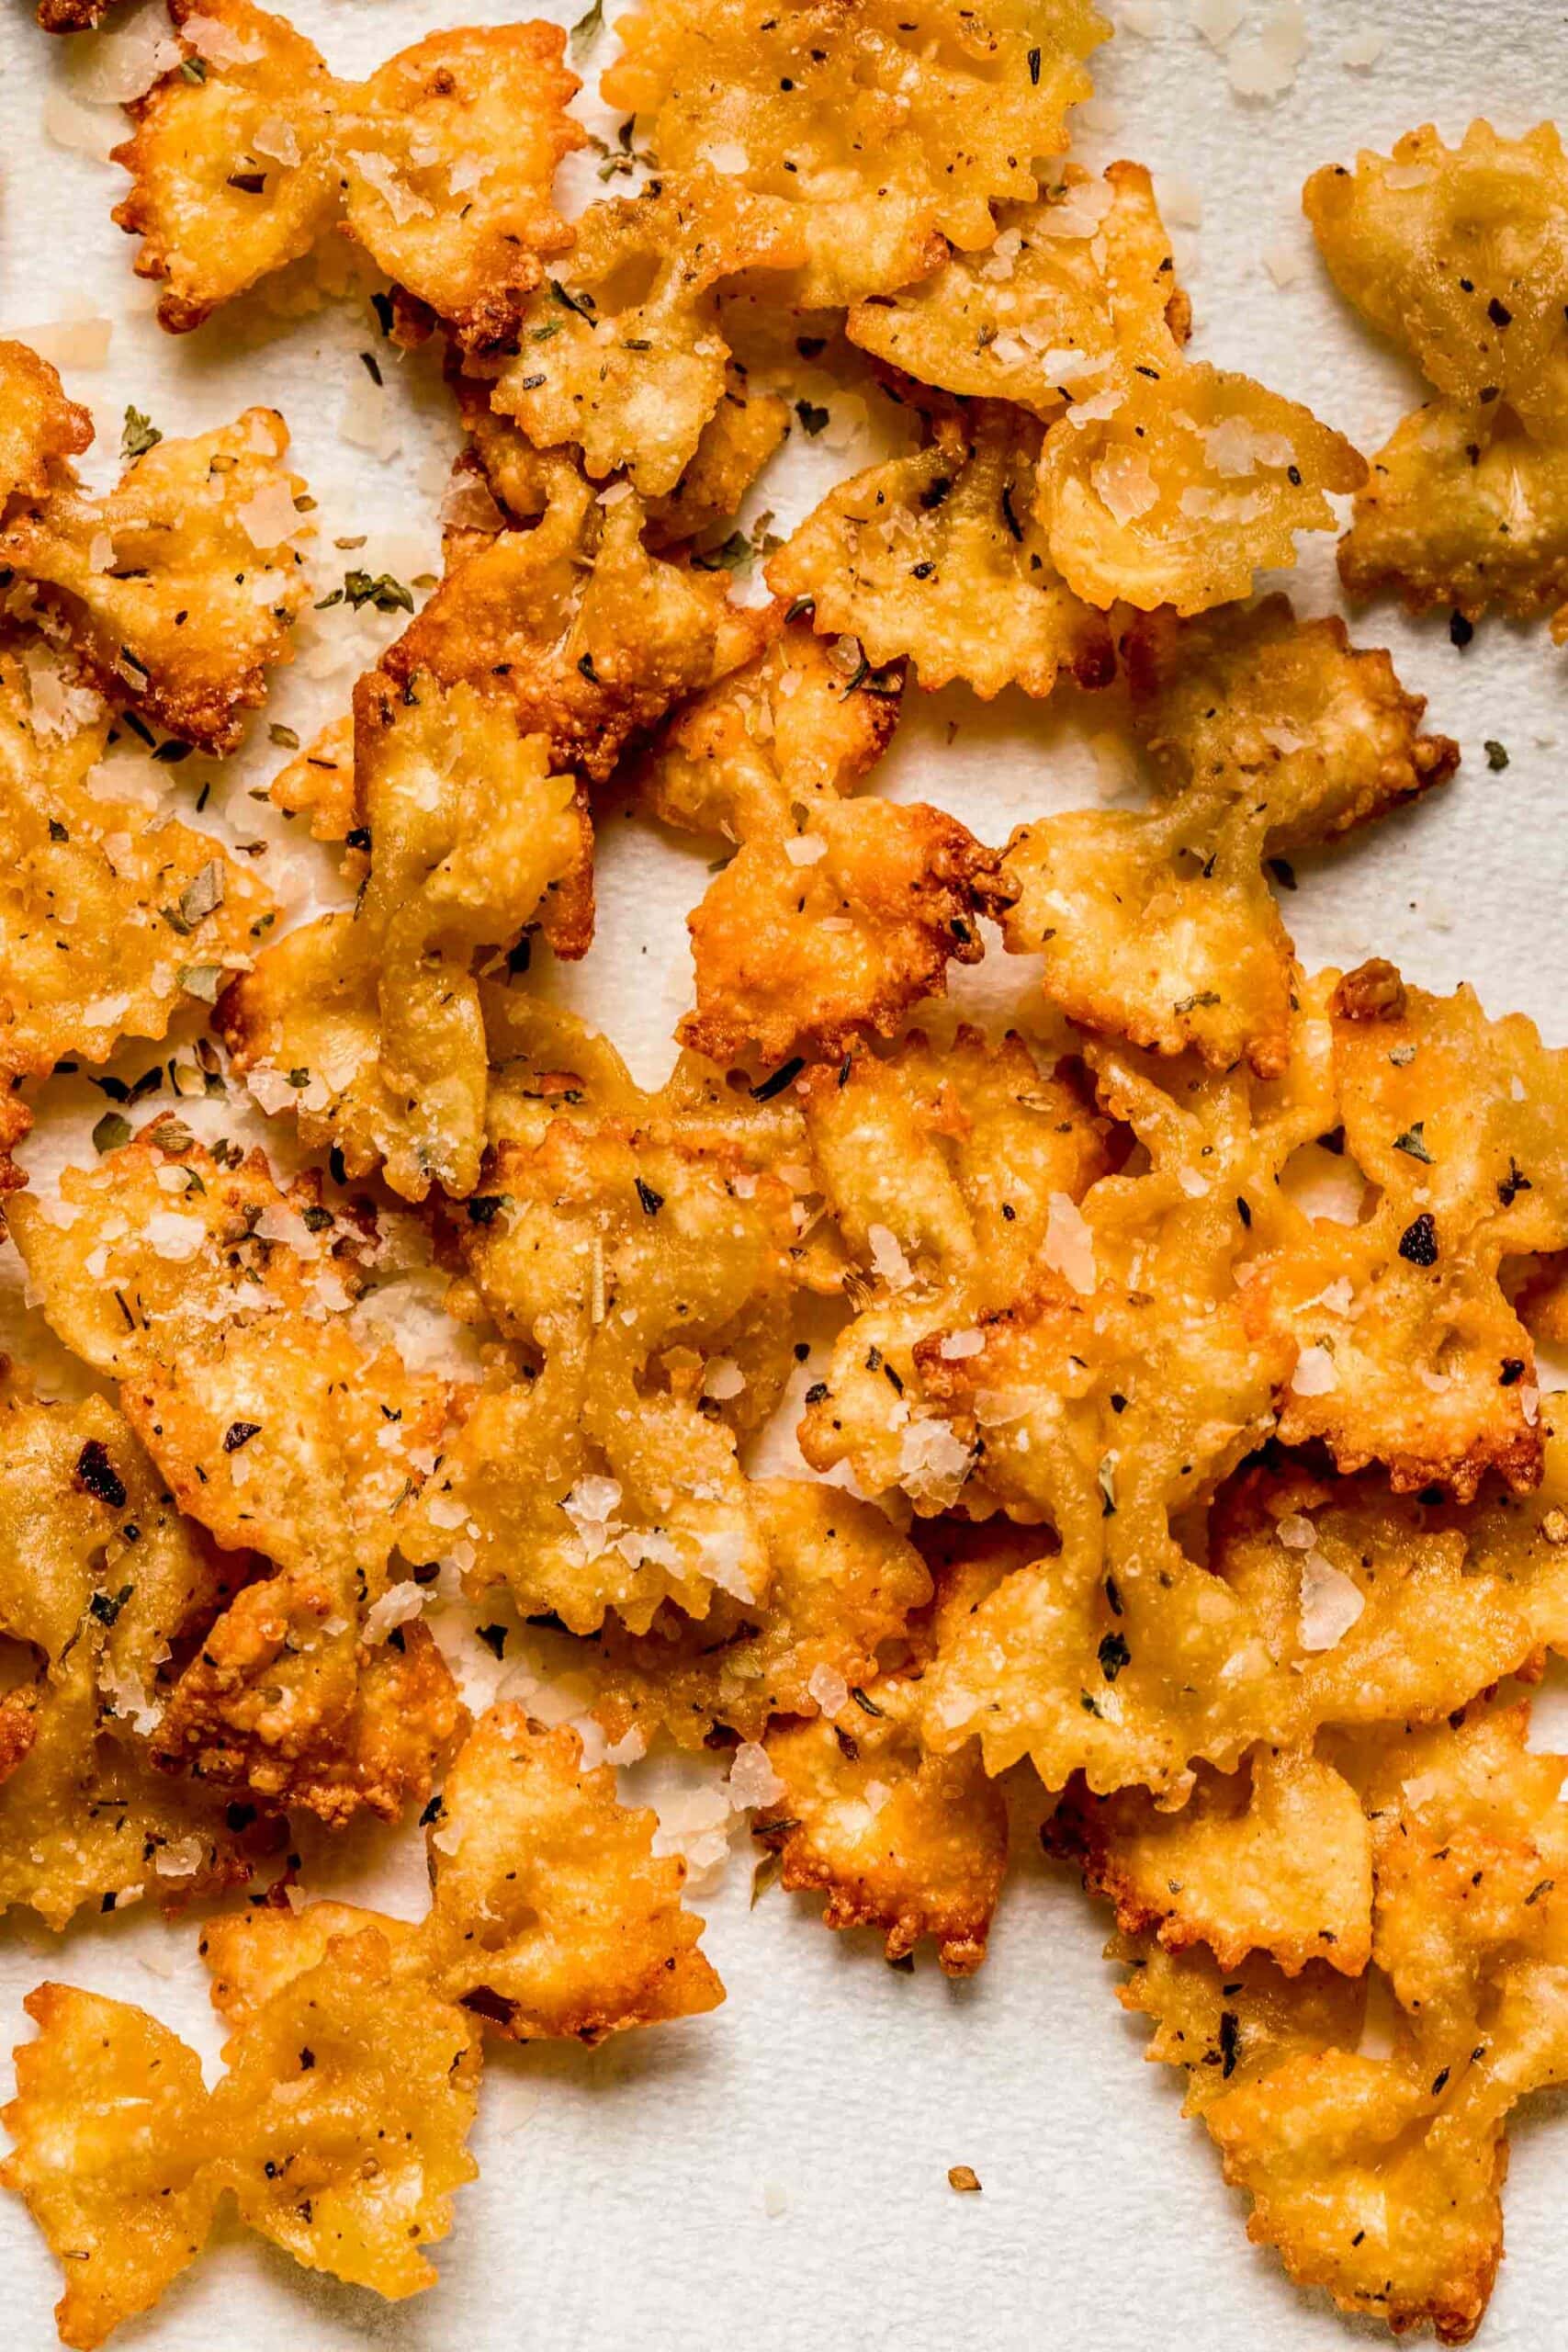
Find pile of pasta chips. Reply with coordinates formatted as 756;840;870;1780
6;2;1568;2342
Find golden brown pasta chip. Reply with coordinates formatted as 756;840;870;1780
982;597;1457;1075
199;1702;725;2043
3;1930;481;2345
2;1984;220;2350
400;1083;798;1633
0;1372;264;1928
0;629;276;1094
1035;359;1366;613
640;610;987;1061
1247;963;1568;1498
453;355;788;548
684;791;988;1064
492;173;805;496
221;666;589;1200
411;1706;724;2040
0;407;312;753
113;0;581;346
755;1545;1013;1972
1115;1696;1568;2343
0;340;92;509
585;1477;934;1749
1304;121;1568;439
768;403;1114;698
386;469;770;781
209;1928;481;2296
846;162;1189;416
8;1121;464;1821
1050;1744;1374;1975
1122;594;1461;837
1338;395;1568;622
603;0;1110;306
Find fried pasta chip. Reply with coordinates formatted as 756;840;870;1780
846;162;1190;416
1050;1744;1375;1975
1303;124;1568;631
8;1121;463;1822
1035;359;1366;614
1304;121;1568;439
209;1929;481;2296
220;667;589;1200
806;1016;1343;1789
767;404;1115;698
400;1072;799;1634
1247;963;1568;1498
1338;396;1568;622
1113;1698;1568;2343
637;614;987;1060
754;1544;1013;1972
1;1984;220;2350
981;598;1457;1074
386;469;769;782
265;711;355;840
492;173;805;497
0;1374;263;1928
2;1931;481;2347
412;1707;723;2039
0;342;91;509
453;356;789;549
0;630;276;1100
112;0;582;345
200;1703;724;2042
0;407;312;754
585;1478;934;1749
603;0;1110;306
1122;595;1461;843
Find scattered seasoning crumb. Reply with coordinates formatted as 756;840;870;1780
1485;740;1509;770
947;2165;982;2193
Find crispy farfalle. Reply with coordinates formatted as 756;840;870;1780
1338;396;1568;621
1305;123;1568;634
400;1053;801;1633
1036;359;1366;613
112;0;581;345
585;1478;934;1749
8;1122;464;1822
1304;121;1568;438
386;468;769;782
492;173;805;496
201;1704;724;2042
981;598;1457;1074
0;406;312;754
0;1373;265;1928
1248;964;1568;1498
453;356;789;549
846;162;1189;414
754;1544;1014;1972
1113;1697;1568;2343
768;404;1115;698
0;630;276;1107
412;1707;724;2039
3;1932;482;2348
637;615;987;1060
0;341;91;508
220;666;589;1199
604;0;1110;306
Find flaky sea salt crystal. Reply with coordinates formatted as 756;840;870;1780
1298;1549;1364;1650
728;1743;785;1809
807;1663;850;1715
1043;1193;1096;1294
1290;1343;1337;1395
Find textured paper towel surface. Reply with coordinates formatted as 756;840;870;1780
2;3;1567;2346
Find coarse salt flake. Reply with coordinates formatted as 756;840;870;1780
1298;1548;1365;1651
1290;1343;1337;1396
